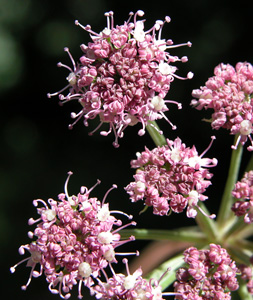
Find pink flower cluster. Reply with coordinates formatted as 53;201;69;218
48;10;193;147
191;62;253;151
174;244;239;299
231;170;253;223
125;137;217;218
93;258;180;299
10;172;136;299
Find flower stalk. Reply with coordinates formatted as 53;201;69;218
145;254;185;291
195;202;217;241
121;227;208;244
146;120;167;147
217;140;243;227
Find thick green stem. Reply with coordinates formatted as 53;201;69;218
230;239;253;253
146;120;167;147
145;254;184;291
195;202;217;242
217;141;243;227
120;227;208;244
223;217;252;241
228;246;252;265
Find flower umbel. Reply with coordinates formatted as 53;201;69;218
174;244;239;299
191;62;253;151
10;172;136;299
125;136;217;218
47;10;193;147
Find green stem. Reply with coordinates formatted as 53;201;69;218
146;120;167;147
217;140;243;227
145;254;184;291
195;202;217;242
120;227;208;244
227;246;252;265
231;239;253;253
223;216;251;241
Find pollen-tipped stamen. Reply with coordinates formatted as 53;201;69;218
101;184;117;205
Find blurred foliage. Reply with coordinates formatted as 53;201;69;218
1;0;252;299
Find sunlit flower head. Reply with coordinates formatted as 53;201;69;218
125;136;217;218
191;62;253;151
47;10;192;147
10;172;136;299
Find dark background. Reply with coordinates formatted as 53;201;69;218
1;0;252;298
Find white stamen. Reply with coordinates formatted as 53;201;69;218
43;209;56;221
240;120;252;135
158;62;172;75
133;21;145;42
151;96;165;111
124;275;136;290
104;248;115;262
66;72;77;85
97;205;110;221
188;190;199;206
78;262;92;278
135;181;146;194
98;231;114;244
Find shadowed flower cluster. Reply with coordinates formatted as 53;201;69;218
10;172;136;299
231;170;253;223
174;244;239;299
238;259;253;295
191;62;253;151
48;10;192;147
125;137;217;218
